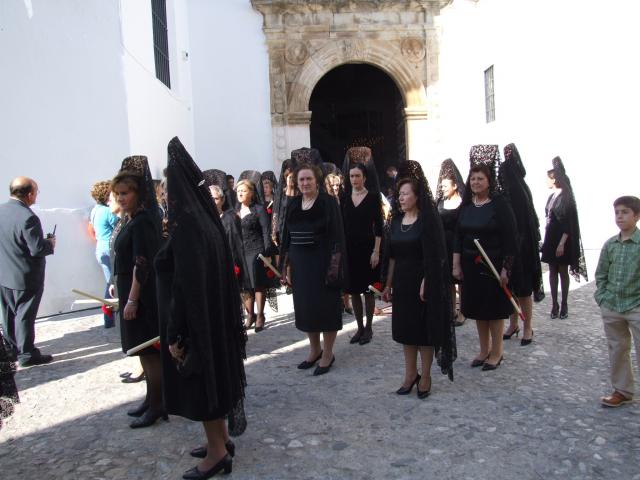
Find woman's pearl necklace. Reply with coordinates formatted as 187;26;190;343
473;196;490;207
302;195;317;210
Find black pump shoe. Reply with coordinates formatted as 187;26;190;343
520;330;534;346
396;374;420;395
313;356;335;376
129;409;168;429
550;303;559;319
127;400;149;417
502;327;520;340
183;454;232;479
190;440;236;459
482;356;503;371
417;377;432;399
297;351;323;370
559;304;568;319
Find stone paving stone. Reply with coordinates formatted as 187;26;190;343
0;282;639;479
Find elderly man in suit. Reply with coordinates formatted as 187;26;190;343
0;177;56;367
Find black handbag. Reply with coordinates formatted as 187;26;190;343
174;335;202;378
325;250;343;289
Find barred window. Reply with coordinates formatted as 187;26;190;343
152;0;171;88
484;65;495;123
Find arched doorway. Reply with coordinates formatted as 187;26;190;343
309;64;406;178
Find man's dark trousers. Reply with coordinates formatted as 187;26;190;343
1;285;44;361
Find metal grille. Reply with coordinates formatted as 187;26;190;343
484;65;495;123
152;0;171;89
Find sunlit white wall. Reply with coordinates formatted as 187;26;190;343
0;0;196;315
187;0;273;176
437;0;640;277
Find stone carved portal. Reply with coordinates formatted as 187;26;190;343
251;0;452;171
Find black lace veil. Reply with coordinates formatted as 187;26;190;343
119;155;162;227
500;144;545;299
164;137;247;434
395;160;456;380
272;159;296;246
551;156;588;281
435;158;466;204
238;170;263;205
462;145;503;205
203;169;234;212
341;146;381;195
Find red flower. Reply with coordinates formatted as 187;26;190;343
474;255;482;265
267;208;273;215
234;265;240;277
152;341;161;351
373;282;383;291
266;269;275;279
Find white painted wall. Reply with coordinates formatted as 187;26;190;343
436;0;640;278
187;0;273;176
0;0;197;315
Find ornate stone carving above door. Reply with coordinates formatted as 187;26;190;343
252;0;452;165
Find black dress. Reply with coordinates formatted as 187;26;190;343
454;196;518;320
237;204;272;291
113;209;160;354
342;192;383;294
282;194;344;333
437;199;460;284
541;192;572;265
389;215;430;345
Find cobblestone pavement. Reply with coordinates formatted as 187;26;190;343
1;282;639;480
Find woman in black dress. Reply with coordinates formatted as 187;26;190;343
280;163;346;376
112;168;164;427
382;161;455;398
500;144;544;344
235;179;273;332
436;159;465;327
341;148;383;345
203;170;247;289
158;138;246;479
541;156;588;319
453;145;518;371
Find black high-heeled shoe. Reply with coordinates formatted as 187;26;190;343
121;372;146;383
254;313;266;332
313;356;335;376
471;354;490;368
520;330;534;346
482;356;503;371
559;303;568;319
129;409;168;429
550;303;559;319
127;400;149;417
182;454;232;479
190;440;236;459
396;374;420;395
244;313;257;330
297;350;323;370
417;377;432;399
502;327;520;340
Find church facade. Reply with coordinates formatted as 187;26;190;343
1;0;638;314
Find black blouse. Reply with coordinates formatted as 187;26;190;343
237;204;271;254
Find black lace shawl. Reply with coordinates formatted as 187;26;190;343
435;158;466;204
291;147;323;167
119;155;162;229
0;329;18;430
203;168;235;212
272;159;295;246
500;144;544;298
341;146;382;196
394;160;456;380
550;156;588;281
163;137;247;424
